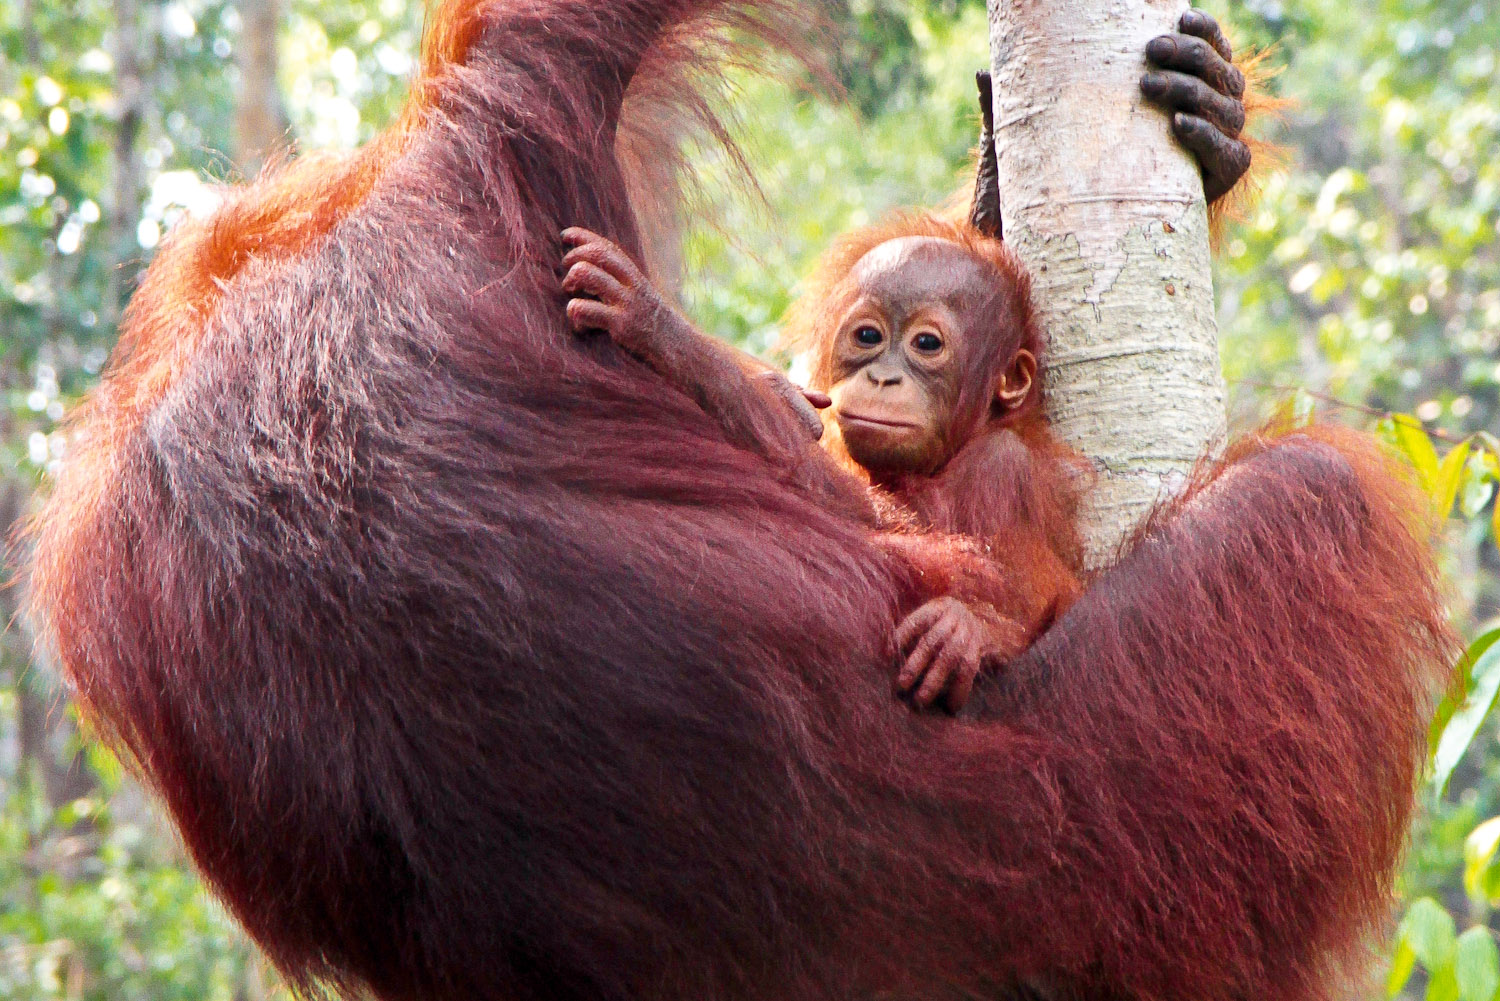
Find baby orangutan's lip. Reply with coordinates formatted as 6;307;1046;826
837;412;917;431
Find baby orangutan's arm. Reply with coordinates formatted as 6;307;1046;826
561;227;871;521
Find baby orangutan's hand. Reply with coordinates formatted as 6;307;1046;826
563;226;829;443
895;597;1028;712
561;227;665;356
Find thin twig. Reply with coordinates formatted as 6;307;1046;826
1235;379;1466;443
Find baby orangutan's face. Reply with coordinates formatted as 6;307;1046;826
824;237;1031;477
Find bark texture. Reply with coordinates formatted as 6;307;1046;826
105;0;143;330
235;0;286;170
986;0;1226;566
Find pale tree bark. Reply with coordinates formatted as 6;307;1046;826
986;0;1226;567
236;0;288;171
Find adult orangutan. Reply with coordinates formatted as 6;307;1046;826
24;4;1452;1001
560;11;1252;709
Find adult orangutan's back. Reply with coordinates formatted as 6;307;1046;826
24;3;1452;1001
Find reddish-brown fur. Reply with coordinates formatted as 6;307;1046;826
24;4;1453;1001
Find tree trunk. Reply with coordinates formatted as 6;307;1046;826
236;0;287;171
105;0;144;331
7;477;94;814
985;0;1226;567
19;0;41;63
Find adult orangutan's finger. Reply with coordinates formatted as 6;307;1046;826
975;70;995;134
1141;70;1245;137
1145;32;1245;99
1173;113;1251;202
1179;8;1232;62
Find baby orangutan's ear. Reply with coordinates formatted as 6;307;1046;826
995;349;1035;409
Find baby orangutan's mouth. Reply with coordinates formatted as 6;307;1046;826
837;411;917;431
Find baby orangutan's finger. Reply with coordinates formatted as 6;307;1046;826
561;229;643;284
752;372;825;442
914;641;968;708
562;261;626;304
915;612;983;709
894;601;945;654
565;298;619;335
943;658;980;713
898;615;959;693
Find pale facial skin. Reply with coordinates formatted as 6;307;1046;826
824;237;1034;480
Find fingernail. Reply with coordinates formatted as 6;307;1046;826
1174;112;1196;132
1146;36;1175;62
1181;9;1203;30
1141;72;1163;94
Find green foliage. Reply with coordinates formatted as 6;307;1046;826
1381;416;1500;999
1431;629;1500;795
0;736;285;1001
679;0;988;357
1213;0;1499;443
830;0;984;115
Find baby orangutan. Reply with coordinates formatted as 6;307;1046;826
562;224;1069;713
791;225;1087;710
561;8;1253;709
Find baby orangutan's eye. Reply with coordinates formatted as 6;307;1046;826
855;326;884;347
913;332;943;353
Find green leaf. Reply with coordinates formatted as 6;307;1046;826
1390;939;1419;996
1433;636;1500;795
1292;388;1316;427
1432;630;1500;745
1270;392;1317;430
1464;817;1500;904
1467;630;1500;677
1455;927;1500;1001
1434;966;1464;1001
1393;416;1441;493
1461;469;1496;519
1403;897;1459;970
1434;441;1474;522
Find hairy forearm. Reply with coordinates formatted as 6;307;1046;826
644;309;788;446
639;307;876;521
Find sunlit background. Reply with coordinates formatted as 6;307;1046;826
1;1;1497;997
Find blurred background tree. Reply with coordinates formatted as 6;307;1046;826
0;1;1494;998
